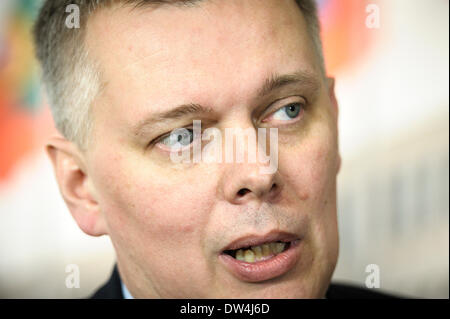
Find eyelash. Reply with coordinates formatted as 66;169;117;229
152;100;306;151
150;126;194;151
263;102;305;123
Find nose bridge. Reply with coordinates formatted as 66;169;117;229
220;112;275;169
216;108;282;204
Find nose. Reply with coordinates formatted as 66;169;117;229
219;162;283;204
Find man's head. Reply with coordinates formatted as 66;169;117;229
34;0;341;298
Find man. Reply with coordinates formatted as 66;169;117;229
33;0;395;298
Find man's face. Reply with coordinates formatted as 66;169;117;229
83;0;340;298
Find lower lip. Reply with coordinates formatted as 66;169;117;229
218;240;302;282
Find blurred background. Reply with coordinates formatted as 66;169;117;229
0;0;448;298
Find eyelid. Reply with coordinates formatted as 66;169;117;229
154;126;201;153
260;96;307;123
150;125;194;146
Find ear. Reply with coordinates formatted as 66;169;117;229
46;134;108;236
326;77;342;174
326;77;339;119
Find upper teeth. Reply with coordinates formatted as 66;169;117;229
235;242;286;263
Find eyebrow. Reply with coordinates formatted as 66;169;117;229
258;70;320;98
132;70;320;137
133;103;213;136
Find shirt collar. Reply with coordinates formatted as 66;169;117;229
121;279;134;299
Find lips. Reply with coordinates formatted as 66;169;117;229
219;231;302;282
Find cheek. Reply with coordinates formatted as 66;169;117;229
138;182;208;237
280;123;339;243
279;125;340;287
281;132;338;205
117;178;204;236
90;150;215;253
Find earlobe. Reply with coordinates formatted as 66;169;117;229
46;135;108;237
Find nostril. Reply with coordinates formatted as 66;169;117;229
237;188;250;197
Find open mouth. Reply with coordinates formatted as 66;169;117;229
219;233;302;282
223;241;292;263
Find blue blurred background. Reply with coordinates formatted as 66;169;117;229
0;0;448;298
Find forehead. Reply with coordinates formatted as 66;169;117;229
85;0;320;126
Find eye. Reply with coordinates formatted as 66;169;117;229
158;128;194;150
271;103;303;121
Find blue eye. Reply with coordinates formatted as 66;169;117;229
272;103;303;121
159;128;194;149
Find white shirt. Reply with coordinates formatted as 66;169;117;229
121;280;134;299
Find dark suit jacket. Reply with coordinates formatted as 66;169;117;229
90;265;398;299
